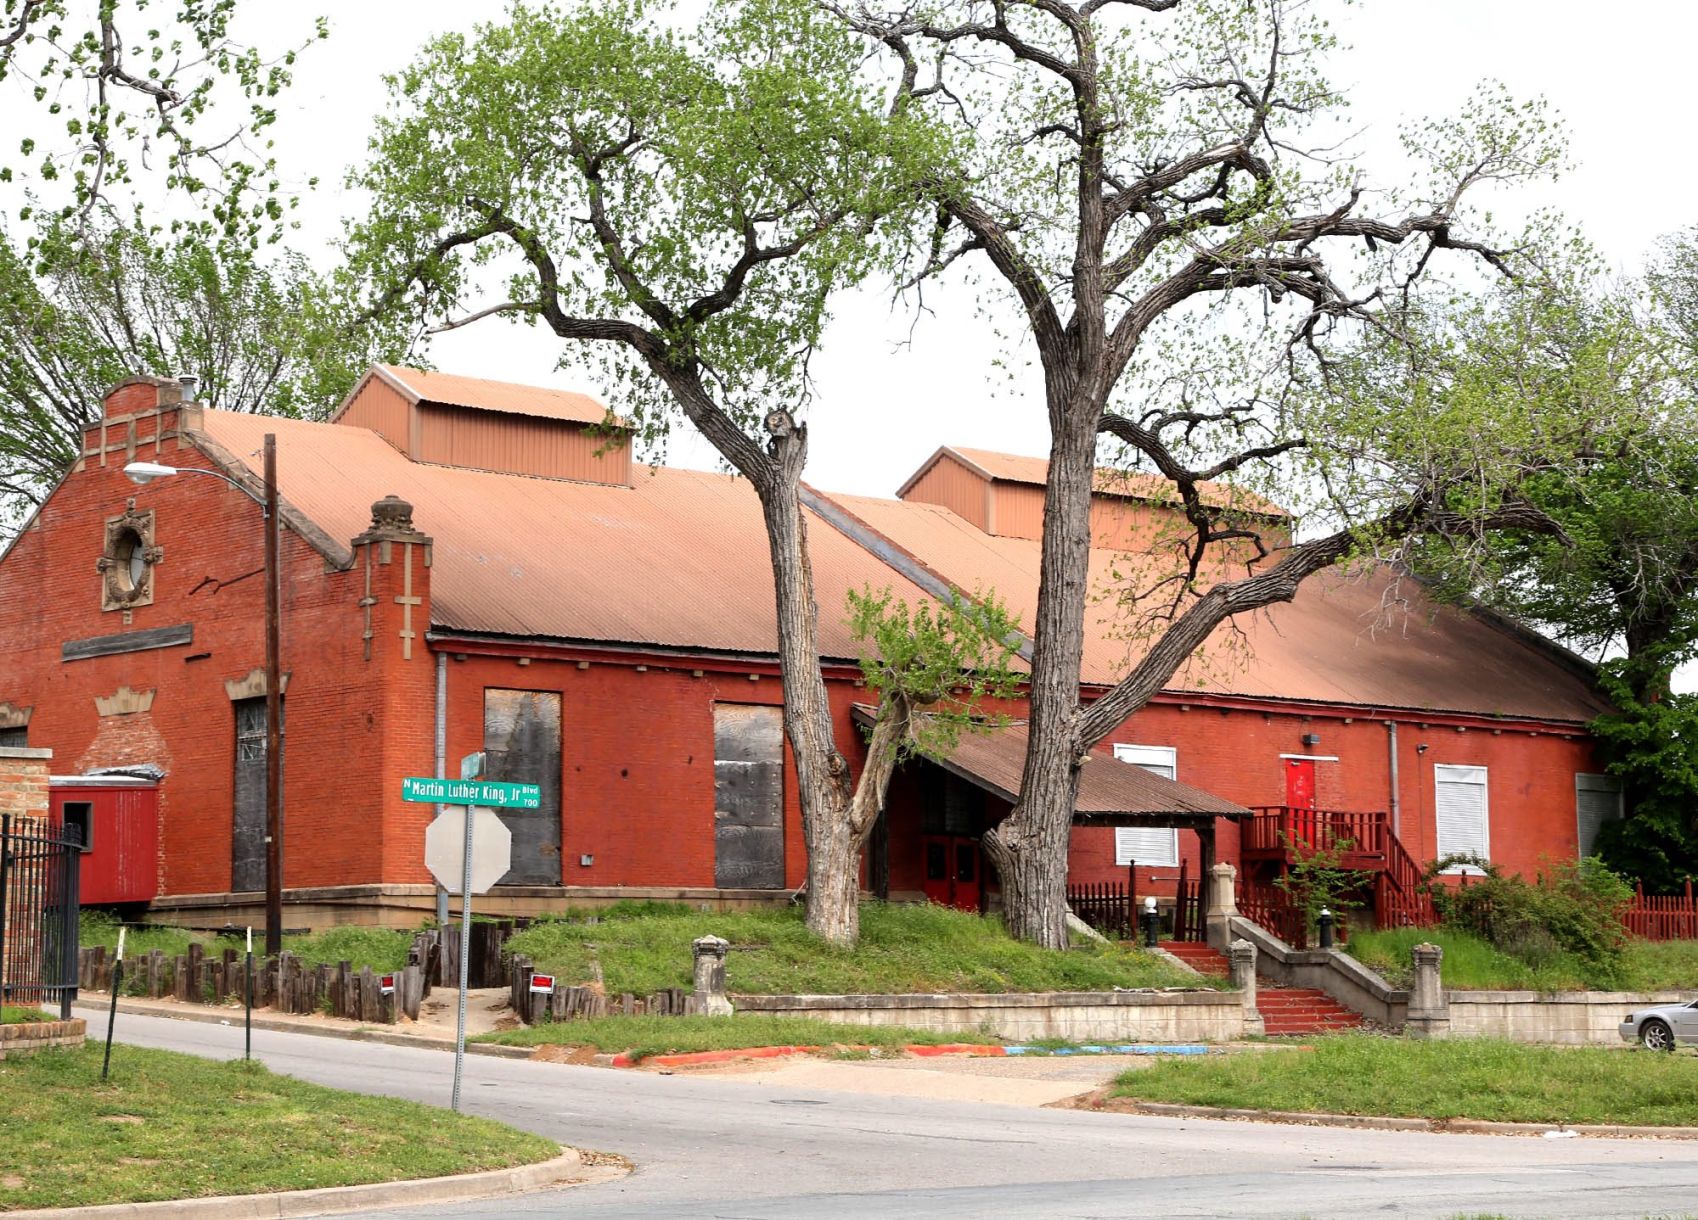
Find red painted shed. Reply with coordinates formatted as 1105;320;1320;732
49;777;159;905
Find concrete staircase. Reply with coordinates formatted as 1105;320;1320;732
1255;987;1366;1037
1160;940;1229;976
1161;941;1367;1037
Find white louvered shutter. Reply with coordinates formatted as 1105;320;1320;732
1112;744;1179;867
1575;773;1623;859
1434;764;1489;872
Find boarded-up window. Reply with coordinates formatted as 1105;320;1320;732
713;704;785;889
919;768;979;836
1576;773;1624;859
1434;764;1489;872
232;696;282;893
484;690;563;886
1112;744;1179;867
0;726;25;748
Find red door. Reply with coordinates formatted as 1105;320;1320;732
1284;758;1317;848
922;835;981;912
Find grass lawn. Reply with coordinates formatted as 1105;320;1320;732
1347;927;1698;992
1115;1035;1698;1126
475;1013;989;1059
502;901;1213;996
0;1007;49;1024
0;1043;559;1210
80;912;414;980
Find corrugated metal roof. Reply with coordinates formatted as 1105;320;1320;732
917;445;1289;518
852;706;1248;820
827;491;1607;723
379;365;617;427
199;410;930;660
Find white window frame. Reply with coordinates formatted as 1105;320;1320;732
1111;744;1179;868
1434;763;1490;874
1575;773;1624;859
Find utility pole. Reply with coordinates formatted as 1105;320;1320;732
263;434;283;957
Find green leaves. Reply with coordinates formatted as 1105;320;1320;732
845;585;1025;762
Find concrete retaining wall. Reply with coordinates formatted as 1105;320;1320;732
0;1016;85;1059
1228;916;1409;1027
732;989;1245;1042
1446;990;1698;1045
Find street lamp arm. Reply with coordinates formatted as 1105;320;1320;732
122;460;268;510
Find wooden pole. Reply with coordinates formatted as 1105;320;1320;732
263;434;283;957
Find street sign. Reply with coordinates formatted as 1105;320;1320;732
402;776;540;809
424;807;512;894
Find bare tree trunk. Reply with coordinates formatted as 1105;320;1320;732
985;411;1099;948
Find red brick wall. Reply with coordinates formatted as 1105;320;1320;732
0;407;416;897
0;748;52;823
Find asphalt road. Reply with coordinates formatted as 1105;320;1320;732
84;1005;1698;1220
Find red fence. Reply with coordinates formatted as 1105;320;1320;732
1624;881;1698;941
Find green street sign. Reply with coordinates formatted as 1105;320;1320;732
401;776;541;809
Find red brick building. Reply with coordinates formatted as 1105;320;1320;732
0;368;1614;928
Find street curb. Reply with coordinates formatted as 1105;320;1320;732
73;1000;533;1060
1104;1097;1698;1140
0;1148;618;1219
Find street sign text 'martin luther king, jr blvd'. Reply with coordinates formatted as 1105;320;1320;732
400;777;542;809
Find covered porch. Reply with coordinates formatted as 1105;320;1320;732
857;710;1251;930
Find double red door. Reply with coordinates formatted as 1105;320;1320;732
923;835;981;912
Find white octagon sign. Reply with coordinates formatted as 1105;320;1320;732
425;807;513;895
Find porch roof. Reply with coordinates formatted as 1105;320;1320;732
852;707;1251;826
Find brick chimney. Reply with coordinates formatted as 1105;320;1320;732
86;374;203;472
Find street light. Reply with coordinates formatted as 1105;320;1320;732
123;435;284;956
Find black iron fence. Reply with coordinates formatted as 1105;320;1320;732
0;815;81;1018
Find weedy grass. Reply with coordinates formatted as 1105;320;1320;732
0;1043;557;1210
79;912;412;981
1115;1034;1698;1126
0;1006;49;1023
502;901;1213;996
474;1013;983;1058
1348;926;1698;992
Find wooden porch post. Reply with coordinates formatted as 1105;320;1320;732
1197;822;1216;917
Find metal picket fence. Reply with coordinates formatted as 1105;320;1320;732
0;814;81;1019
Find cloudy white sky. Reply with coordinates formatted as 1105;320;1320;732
244;0;1692;503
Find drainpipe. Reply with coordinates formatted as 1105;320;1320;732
435;651;449;929
1386;721;1401;838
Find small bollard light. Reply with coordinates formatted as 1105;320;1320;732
1318;907;1336;950
1142;896;1159;948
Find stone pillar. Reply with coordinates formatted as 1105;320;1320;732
0;746;53;828
1205;862;1239;950
1230;938;1264;1037
1404;941;1450;1039
692;935;733;1017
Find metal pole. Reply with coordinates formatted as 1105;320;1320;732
0;814;10;1008
59;827;78;1021
244;926;253;1062
263;433;284;957
452;808;475;1113
102;926;124;1082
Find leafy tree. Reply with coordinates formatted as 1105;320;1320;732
1;0;324;243
836;0;1578;945
1589;666;1698;891
0;217;408;533
352;0;1016;947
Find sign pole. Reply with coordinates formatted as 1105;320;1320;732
244;926;253;1062
451;752;483;1114
102;926;125;1082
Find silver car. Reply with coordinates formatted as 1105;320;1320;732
1619;999;1698;1050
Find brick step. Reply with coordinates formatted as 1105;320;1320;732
1157;942;1230;976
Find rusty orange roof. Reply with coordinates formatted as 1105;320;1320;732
345;365;619;428
851;706;1249;821
901;445;1289;518
824;490;1606;723
198;409;927;659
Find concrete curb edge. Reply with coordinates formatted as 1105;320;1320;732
1116;1098;1698;1140
1;1148;612;1219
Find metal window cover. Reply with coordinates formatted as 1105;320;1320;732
851;705;1249;823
